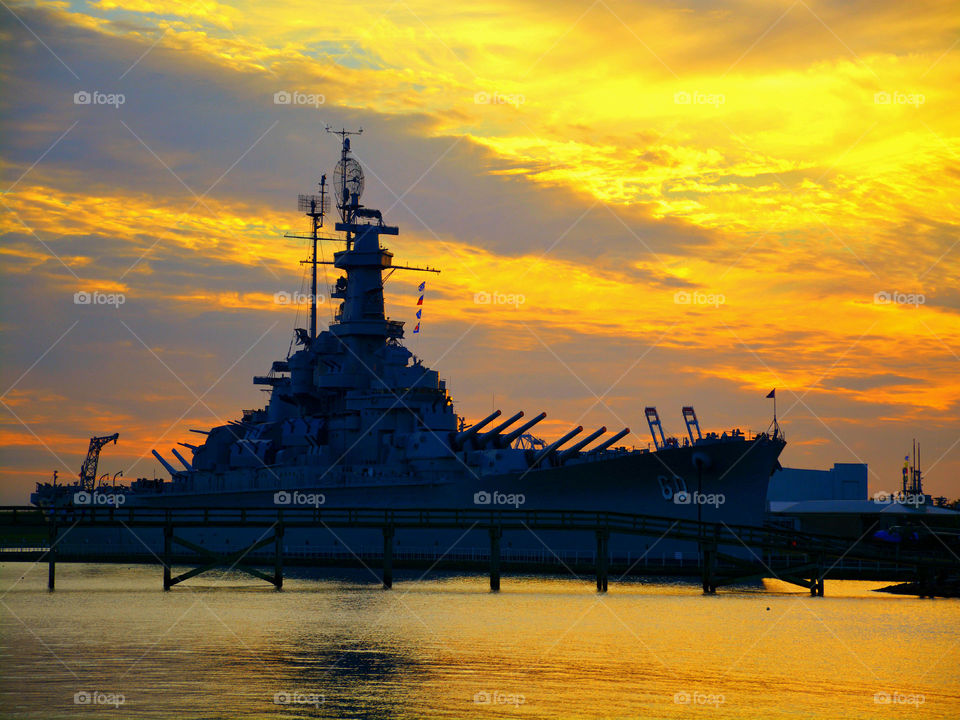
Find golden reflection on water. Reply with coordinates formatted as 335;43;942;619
1;564;957;719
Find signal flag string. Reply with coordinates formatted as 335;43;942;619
413;281;425;334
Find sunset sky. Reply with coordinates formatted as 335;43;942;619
1;0;958;503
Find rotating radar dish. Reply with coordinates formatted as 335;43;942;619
333;158;364;205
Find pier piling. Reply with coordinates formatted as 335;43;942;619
382;525;394;589
489;527;502;592
274;522;284;590
596;530;609;592
46;515;57;591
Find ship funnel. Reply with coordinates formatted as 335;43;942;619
170;448;194;472
588;428;630;454
477;411;524;448
498;412;547;447
532;426;583;466
151;449;179;477
558;426;607;462
452;410;501;449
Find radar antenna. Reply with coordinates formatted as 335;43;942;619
325;126;364;229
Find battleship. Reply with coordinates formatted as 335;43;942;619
32;130;786;559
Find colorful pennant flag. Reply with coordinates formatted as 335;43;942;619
413;322;420;334
416;309;422;319
418;281;426;292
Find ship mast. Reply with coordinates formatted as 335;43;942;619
296;179;328;341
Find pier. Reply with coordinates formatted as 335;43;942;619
1;506;957;597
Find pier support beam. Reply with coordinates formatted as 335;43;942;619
489;527;502;592
274;522;284;590
47;515;57;591
701;541;718;594
163;519;173;591
596;530;609;593
382;525;394;589
810;554;825;597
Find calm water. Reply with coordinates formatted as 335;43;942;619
1;563;957;719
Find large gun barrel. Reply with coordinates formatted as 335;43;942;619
532;426;583;466
558;426;607;462
498;411;547;447
151;449;179;477
588;428;630;454
170;448;194;472
452;409;502;448
476;411;524;447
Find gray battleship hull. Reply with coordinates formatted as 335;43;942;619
47;436;783;562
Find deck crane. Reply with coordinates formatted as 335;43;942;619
78;433;119;493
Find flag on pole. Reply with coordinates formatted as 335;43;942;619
416;309;422;319
413;323;420;334
766;389;775;398
418;281;425;292
417;295;423;306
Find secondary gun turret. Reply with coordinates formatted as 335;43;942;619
451;410;501;449
476;411;525;448
532;426;583;466
558;426;607;462
588;428;630;454
498;412;547;448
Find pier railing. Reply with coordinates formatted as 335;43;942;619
1;506;956;596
